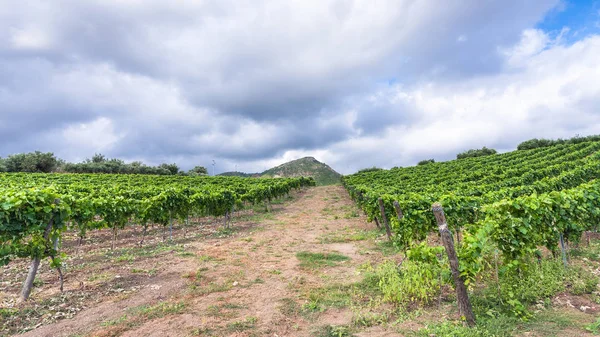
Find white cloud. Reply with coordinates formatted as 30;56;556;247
324;34;600;173
61;117;123;159
4;0;600;176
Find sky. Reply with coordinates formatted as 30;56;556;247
1;0;600;174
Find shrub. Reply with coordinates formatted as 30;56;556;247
3;151;59;173
456;147;497;159
417;159;435;166
357;167;383;173
375;260;448;305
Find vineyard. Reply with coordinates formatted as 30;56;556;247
1;141;600;336
0;174;314;302
343;138;600;323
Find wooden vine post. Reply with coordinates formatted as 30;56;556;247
377;198;392;240
431;202;476;326
393;201;403;221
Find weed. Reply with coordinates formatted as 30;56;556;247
278;298;301;316
585;316;600;334
129;301;186;319
226;316;257;332
101;314;128;327
314;325;355;337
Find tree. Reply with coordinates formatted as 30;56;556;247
417;159;435;166
357;167;383;173
4;151;59;173
188;166;208;175
456;147;497;159
158;163;180;175
90;153;107;163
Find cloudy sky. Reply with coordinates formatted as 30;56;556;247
1;0;600;174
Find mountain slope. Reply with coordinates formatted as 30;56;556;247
260;157;341;186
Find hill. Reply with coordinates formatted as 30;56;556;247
261;157;341;186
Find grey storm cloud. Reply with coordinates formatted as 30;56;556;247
1;0;600;174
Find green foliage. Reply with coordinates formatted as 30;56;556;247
63;155;173;175
411;320;506;337
406;242;445;264
188;166;208;175
417;159;435;165
314;325;355;337
357;167;383;173
374;260;448;305
585;316;600;334
343;138;600;270
0;173;314;299
517;134;600;150
296;251;350;269
472;259;597;318
457;147;497;159
565;265;598;295
3;151;59;173
158;163;180;175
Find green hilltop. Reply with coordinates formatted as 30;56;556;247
260;157;341;186
220;157;341;185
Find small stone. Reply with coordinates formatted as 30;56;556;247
233;281;239;286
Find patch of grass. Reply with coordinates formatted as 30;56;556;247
87;272;112;282
107;243;186;260
129;301;186;319
278;298;301;316
198;254;215;262
206;303;245;319
191;281;232;295
343;210;360;219
226;316;258;332
114;253;136;263
300;283;355;315
33;277;44;287
586;316;600;334
131;268;158;276
570;241;600;262
314;325;355;337
375;239;402;256
319;230;377;244
101;314;128;327
189;327;216;336
296;251;350;269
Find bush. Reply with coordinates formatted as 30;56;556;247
517;134;600;150
417;159;435;166
3;151;59;173
188;166;208;175
566;265;598;295
375;260;449;305
473;258;597;318
456;147;497;159
62;154;176;175
357;167;383;173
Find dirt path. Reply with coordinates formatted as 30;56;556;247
15;185;388;337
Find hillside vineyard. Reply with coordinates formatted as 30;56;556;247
343;140;600;277
0;174;315;300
